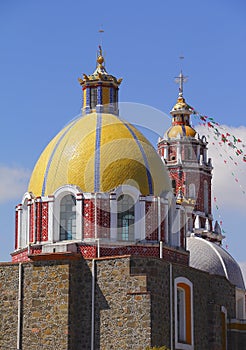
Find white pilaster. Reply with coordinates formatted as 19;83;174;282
27;202;31;245
204;148;208;163
177;142;182;163
164;146;168;159
17;206;22;249
48;197;54;242
110;194;117;241
157;197;161;241
197;144;200;161
76;193;83;241
163;200;169;244
194;215;201;229
135;196;145;241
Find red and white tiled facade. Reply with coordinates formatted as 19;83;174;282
12;184;189;264
158;135;214;234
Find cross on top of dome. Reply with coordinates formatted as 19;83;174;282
175;70;188;98
171;66;191;115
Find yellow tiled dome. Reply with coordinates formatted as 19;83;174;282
28;113;171;197
166;125;196;138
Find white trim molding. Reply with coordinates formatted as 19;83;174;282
53;185;82;243
19;192;35;249
221;306;227;350
174;277;194;350
110;185;145;242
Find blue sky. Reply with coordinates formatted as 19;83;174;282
0;0;245;270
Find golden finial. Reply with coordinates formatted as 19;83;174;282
97;48;104;65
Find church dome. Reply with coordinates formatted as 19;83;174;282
28;112;171;197
187;236;245;289
165;125;196;138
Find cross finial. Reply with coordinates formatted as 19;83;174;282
175;56;188;97
98;45;103;57
97;26;105;66
98;26;104;49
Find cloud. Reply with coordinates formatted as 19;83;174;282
239;262;246;286
0;165;31;203
196;125;246;213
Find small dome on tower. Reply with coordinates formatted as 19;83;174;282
165;125;196;138
164;70;196;139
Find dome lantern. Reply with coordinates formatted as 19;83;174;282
78;46;123;116
166;70;196;139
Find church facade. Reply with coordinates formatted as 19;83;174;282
0;48;245;349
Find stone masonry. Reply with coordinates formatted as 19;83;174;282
0;254;242;350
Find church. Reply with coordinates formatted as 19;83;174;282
0;47;245;349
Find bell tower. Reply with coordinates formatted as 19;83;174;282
158;72;223;243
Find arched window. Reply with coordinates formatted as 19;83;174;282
60;194;76;241
189;184;196;199
177;287;186;342
175;277;194;350
117;194;135;241
185;146;193;160
112;88;118;109
90;87;97;109
204;180;208;215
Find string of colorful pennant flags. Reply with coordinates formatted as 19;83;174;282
190;107;246;163
188;106;246;248
190;106;246;195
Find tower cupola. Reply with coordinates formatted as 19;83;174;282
166;71;196;139
78;46;122;115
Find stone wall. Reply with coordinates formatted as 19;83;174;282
0;255;244;350
21;261;70;349
95;257;151;350
68;259;93;349
129;257;171;347
0;264;19;349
